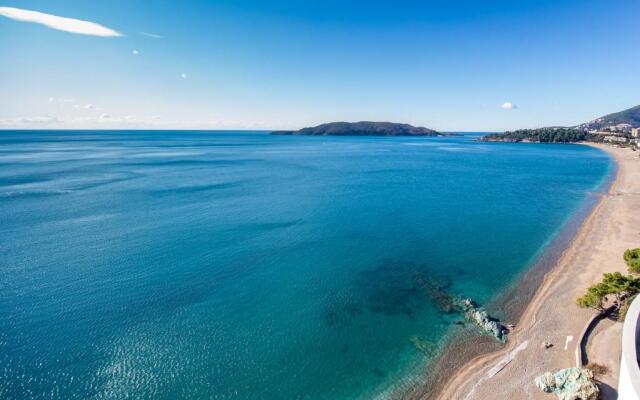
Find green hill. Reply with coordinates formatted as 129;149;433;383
578;104;640;130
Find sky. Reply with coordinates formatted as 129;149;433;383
0;0;639;131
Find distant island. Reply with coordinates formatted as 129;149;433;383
271;121;457;137
481;104;640;144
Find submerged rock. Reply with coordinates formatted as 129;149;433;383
413;273;456;313
409;336;437;356
534;368;599;400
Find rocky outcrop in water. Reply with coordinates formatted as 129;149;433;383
455;298;508;342
413;273;508;342
465;308;508;342
534;368;599;400
361;268;501;355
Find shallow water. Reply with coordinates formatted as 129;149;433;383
0;131;611;399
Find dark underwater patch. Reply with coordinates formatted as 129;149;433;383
322;260;455;328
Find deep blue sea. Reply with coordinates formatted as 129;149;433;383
0;131;611;400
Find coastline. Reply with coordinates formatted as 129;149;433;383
427;143;639;399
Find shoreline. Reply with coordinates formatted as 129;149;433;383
387;142;615;400
428;143;638;400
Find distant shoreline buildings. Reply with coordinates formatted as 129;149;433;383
483;104;640;146
574;105;640;145
585;124;640;145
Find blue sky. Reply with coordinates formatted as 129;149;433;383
1;0;639;131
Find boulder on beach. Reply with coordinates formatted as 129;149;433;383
534;367;599;400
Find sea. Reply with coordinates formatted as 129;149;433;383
0;131;612;400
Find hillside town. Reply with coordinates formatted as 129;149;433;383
576;105;640;145
580;122;640;145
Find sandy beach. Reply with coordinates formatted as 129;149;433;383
435;143;640;400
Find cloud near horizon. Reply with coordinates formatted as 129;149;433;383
501;102;518;110
0;116;59;126
0;6;121;37
0;114;270;129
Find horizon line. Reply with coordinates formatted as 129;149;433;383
0;128;501;134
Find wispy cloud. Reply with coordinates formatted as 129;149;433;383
72;103;102;110
0;7;121;37
0;116;59;126
140;31;162;39
48;97;74;103
501;102;518;110
0;114;258;129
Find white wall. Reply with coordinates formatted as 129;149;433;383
618;295;640;400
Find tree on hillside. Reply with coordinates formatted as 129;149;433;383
576;272;640;311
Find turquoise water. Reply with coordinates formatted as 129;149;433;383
0;131;610;400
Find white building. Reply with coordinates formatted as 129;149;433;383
604;136;628;143
618;295;640;399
